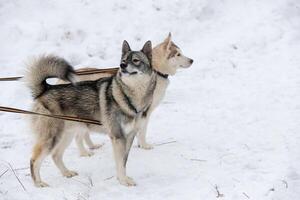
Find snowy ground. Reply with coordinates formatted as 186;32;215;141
0;0;299;199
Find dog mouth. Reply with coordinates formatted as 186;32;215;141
179;59;193;68
121;69;138;75
180;62;193;68
180;65;191;68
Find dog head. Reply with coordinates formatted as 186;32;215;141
152;33;193;75
118;40;153;85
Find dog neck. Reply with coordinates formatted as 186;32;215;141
113;72;156;116
155;70;169;79
152;52;176;76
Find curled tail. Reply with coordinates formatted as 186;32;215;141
26;55;76;98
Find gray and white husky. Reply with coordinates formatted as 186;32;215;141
61;33;193;156
27;41;156;187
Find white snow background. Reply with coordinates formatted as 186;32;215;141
0;0;299;199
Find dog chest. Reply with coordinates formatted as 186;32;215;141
121;118;137;136
152;77;169;108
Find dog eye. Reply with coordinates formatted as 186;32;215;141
177;53;181;57
132;59;140;63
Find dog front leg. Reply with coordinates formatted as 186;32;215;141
137;116;153;149
111;134;136;186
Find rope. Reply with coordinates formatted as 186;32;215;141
0;67;119;81
0;67;120;125
0;106;102;125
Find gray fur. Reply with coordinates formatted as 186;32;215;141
27;41;156;187
26;55;76;98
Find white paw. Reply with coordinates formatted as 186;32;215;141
89;143;103;150
63;170;78;178
35;181;50;187
138;143;153;150
118;176;136;187
80;151;94;157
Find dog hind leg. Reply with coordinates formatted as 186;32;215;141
84;132;103;150
30;142;50;187
75;132;94;157
52;129;78;178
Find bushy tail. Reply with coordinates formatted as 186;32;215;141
26;55;76;98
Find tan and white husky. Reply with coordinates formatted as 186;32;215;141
59;33;193;156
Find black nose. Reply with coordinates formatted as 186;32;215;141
120;63;127;69
190;59;194;64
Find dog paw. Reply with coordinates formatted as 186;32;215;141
80;151;94;157
89;143;103;150
118;176;136;187
35;181;50;187
63;170;78;178
138;143;153;150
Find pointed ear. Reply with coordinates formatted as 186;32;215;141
122;40;131;56
164;32;172;49
141;40;152;61
164;32;172;42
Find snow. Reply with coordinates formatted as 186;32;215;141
0;0;299;199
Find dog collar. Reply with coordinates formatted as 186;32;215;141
155;70;169;79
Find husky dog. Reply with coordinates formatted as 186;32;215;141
27;40;156;187
64;33;193;155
